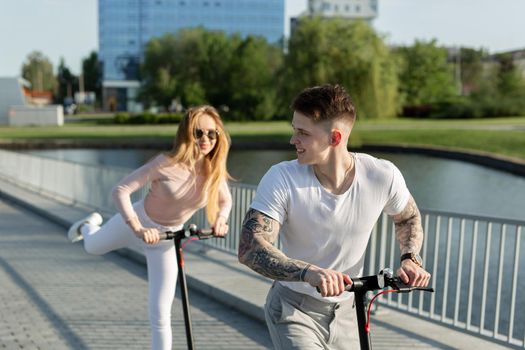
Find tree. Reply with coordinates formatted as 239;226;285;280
140;28;282;119
140;30;219;109
196;30;242;109
396;40;457;106
459;47;487;95
82;51;102;101
494;53;525;98
21;51;57;92
140;33;181;110
56;58;78;104
280;18;399;119
482;53;525;115
228;36;283;120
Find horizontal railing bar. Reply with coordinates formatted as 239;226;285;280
420;208;525;227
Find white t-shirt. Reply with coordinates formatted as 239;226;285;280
250;153;411;302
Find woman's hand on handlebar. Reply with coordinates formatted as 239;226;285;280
304;265;352;297
397;260;431;287
126;217;160;244
135;227;161;244
212;215;229;237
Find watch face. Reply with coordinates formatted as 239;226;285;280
401;253;423;267
412;254;423;267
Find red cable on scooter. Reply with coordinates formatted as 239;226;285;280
365;289;398;333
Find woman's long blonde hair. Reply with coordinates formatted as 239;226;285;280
166;105;231;224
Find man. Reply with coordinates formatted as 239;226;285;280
238;84;431;349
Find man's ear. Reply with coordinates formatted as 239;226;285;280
330;129;342;146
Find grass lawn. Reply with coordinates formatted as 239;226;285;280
0;117;524;161
350;129;525;160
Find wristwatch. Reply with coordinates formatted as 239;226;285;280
400;253;423;268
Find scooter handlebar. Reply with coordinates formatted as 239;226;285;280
315;268;434;294
159;225;224;240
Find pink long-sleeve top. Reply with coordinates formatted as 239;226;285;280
112;154;232;227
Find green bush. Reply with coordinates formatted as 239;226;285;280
402;94;525;119
114;112;131;124
113;112;183;124
429;98;482;119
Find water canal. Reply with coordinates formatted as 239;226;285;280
25;148;525;221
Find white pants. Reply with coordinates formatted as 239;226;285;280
81;200;183;350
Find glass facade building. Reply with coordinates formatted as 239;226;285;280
99;0;285;111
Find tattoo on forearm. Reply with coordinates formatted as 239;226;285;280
238;209;307;281
250;246;305;280
393;196;423;254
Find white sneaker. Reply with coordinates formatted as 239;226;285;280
67;212;103;243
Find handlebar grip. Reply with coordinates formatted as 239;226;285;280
197;230;227;240
158;231;176;240
395;285;435;293
316;281;353;293
189;227;227;240
387;276;434;293
196;228;214;238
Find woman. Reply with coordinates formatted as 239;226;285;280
67;105;232;350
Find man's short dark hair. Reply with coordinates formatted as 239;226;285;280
291;84;356;124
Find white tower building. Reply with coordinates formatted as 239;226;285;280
308;0;378;21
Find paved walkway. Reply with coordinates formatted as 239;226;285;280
0;177;512;349
0;199;271;349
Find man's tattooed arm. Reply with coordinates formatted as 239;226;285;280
392;195;424;254
238;208;308;281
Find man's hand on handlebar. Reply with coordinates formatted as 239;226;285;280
304;265;353;297
397;260;431;287
212;215;229;237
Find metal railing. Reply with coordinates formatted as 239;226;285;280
1;149;524;348
366;211;525;348
0;150;148;215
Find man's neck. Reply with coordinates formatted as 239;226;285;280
313;152;355;195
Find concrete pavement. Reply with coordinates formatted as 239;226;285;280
0;198;272;349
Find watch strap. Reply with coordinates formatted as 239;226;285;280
400;253;423;267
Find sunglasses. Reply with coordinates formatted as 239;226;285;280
194;128;219;140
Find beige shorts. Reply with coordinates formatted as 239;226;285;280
264;282;360;350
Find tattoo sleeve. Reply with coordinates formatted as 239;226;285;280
392;196;424;255
238;208;308;281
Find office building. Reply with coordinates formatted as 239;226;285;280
99;0;285;111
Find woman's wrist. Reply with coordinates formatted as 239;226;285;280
126;216;142;233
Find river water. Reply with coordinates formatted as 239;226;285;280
25;148;525;221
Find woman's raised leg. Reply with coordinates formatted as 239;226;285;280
81;213;138;255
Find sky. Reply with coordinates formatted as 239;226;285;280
1;0;524;77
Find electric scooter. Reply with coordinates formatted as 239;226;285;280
159;224;220;350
